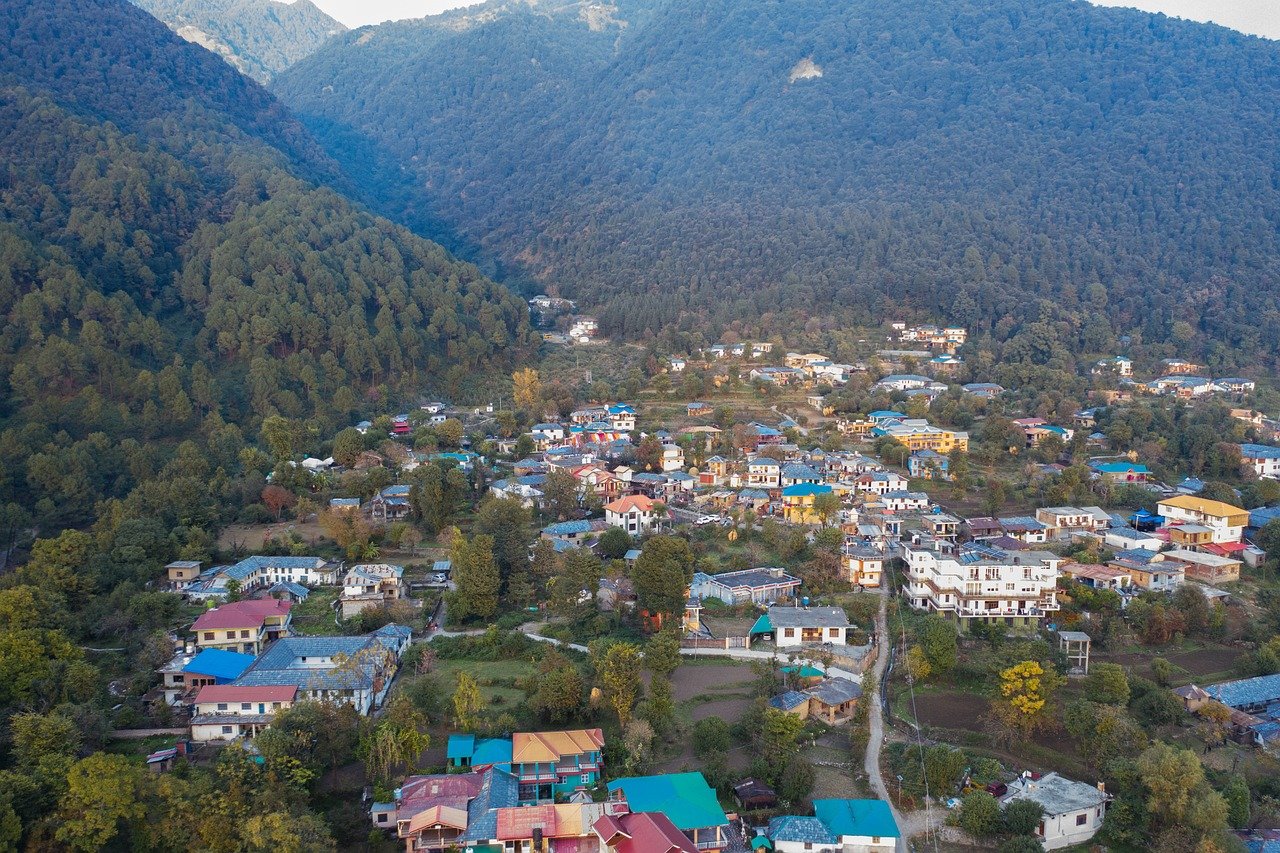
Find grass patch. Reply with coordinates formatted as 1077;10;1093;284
290;588;341;635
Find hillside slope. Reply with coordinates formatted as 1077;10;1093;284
131;0;345;81
0;0;532;529
275;0;1280;366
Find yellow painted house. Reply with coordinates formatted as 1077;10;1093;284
781;484;835;524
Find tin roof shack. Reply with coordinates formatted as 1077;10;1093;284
999;773;1109;851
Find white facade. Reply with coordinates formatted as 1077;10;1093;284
1001;773;1108;852
1240;444;1280;479
904;544;1061;625
1157;498;1247;544
747;459;781;488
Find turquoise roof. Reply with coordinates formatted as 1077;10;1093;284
447;734;476;759
813;799;899;839
782;664;824;678
607;772;727;831
749;613;774;635
781;483;832;498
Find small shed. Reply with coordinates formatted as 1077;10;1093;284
733;778;778;811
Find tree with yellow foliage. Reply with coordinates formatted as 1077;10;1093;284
512;368;542;411
989;660;1062;741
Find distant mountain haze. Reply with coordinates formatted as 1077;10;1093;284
274;0;1280;361
131;0;347;80
310;0;1279;36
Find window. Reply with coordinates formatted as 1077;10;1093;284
377;814;387;823
241;703;251;710
222;725;232;734
240;630;250;638
1076;814;1087;826
217;703;228;711
203;632;214;641
226;631;236;639
784;628;796;638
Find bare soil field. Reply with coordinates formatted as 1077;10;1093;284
909;691;990;730
217;521;328;553
671;663;755;703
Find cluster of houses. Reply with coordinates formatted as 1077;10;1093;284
1089;355;1259;401
155;596;411;742
1176;672;1280;750
891;322;968;354
372;725;903;853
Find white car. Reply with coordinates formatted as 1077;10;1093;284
695;515;717;526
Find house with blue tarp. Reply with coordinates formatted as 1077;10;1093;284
158;648;256;705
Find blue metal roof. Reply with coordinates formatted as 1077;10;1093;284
461;768;520;841
219;555;329;581
1250;505;1280;529
185;649;256;681
769;815;836;844
781;483;832;498
543;519;593;536
1205;674;1280;709
768;691;809;712
233;635;384;691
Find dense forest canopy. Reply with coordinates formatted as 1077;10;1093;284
130;0;345;82
275;0;1280;366
0;0;534;534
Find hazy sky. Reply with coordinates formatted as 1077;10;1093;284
311;0;1278;38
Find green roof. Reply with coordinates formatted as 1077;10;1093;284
813;799;899;839
781;664;824;678
607;772;727;830
750;835;773;850
749;613;773;635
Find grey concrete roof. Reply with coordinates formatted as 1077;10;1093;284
1001;773;1107;817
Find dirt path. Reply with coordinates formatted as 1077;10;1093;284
865;585;944;851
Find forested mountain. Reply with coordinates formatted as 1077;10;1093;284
0;0;533;532
276;0;1280;366
131;0;345;81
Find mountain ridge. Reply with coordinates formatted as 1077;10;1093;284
274;0;1280;367
131;0;346;81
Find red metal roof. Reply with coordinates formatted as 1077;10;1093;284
194;684;296;703
192;599;291;630
594;812;696;853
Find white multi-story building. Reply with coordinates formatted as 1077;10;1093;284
1156;495;1248;544
903;542;1061;632
1240;444;1280;480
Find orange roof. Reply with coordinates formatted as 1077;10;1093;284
405;805;469;834
496;804;598;840
605;495;655;514
511;729;605;763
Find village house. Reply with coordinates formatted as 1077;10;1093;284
165;560;202;591
569;316;598;341
752;605;853;647
669;357;687;373
1089;460;1151;483
339;563;408;620
844;545;884;588
903;541;1061;631
186;555;340;599
686;400;712;418
997;516;1049;544
1061;562;1134;593
1157;495;1249;544
509;728;606;804
1163;548;1242;584
1034;507;1096;539
608;773;732;852
157;647;256;706
767;799;899;853
1092;356;1133;377
1147;375;1216;397
747;456;782;489
781;462;823;488
907;449;949;480
192;599;292;655
689;567;802;605
874;373;931;392
594;809;698;853
880;491;928;512
488;475;545;508
368;484;413;523
781;483;835;524
1240;443;1280;480
659;442;685;472
189;685;297;743
1109;549;1185;592
1102;527;1163;552
873;419;969;453
769;677;863;725
1215;377;1256;394
1160;357;1203;375
231;628;408;715
329;497;361;514
604;494;666;536
1000;773;1109;851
